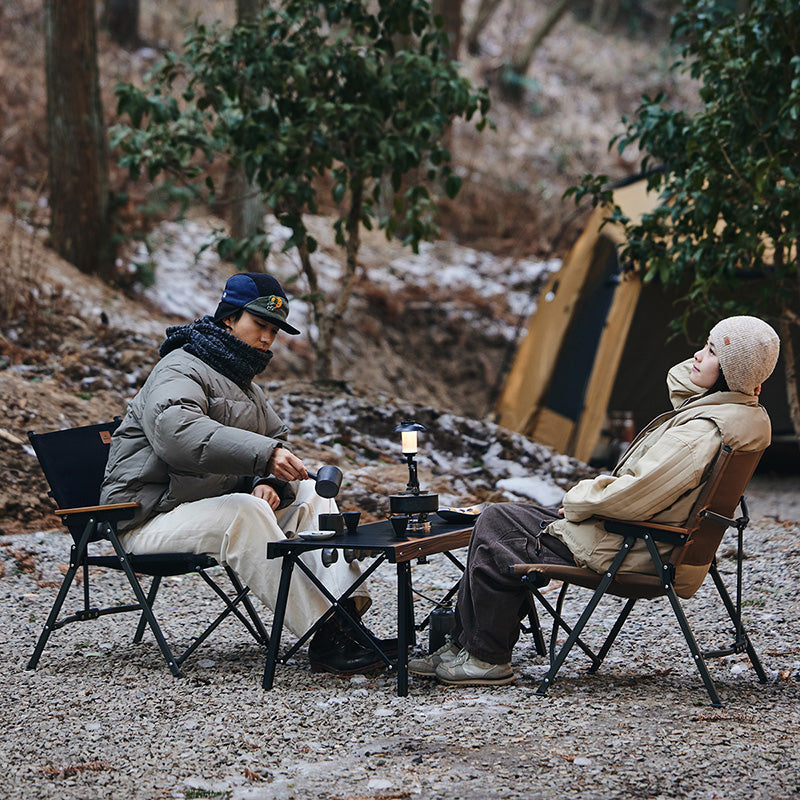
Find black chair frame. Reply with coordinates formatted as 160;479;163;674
515;446;768;707
26;420;269;677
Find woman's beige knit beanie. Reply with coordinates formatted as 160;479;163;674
709;316;780;395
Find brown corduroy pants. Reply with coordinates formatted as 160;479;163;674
453;502;575;664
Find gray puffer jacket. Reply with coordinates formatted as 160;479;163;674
100;348;289;531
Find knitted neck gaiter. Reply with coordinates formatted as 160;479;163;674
159;315;273;388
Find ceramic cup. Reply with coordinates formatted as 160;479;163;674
318;513;344;535
389;515;409;538
342;511;361;535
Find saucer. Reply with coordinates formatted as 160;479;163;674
297;530;337;540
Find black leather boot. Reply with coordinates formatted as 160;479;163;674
308;615;385;676
339;598;400;657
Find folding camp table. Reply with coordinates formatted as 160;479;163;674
262;518;473;696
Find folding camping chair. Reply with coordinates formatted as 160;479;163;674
26;420;269;677
512;445;768;707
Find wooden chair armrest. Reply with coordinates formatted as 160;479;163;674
510;563;541;575
597;516;689;546
511;562;665;599
55;501;140;517
593;515;686;533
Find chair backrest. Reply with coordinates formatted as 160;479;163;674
671;446;764;599
28;419;121;539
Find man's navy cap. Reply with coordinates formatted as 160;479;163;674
214;273;301;336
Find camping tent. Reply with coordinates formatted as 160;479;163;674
495;175;794;466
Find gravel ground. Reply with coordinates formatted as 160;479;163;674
1;474;798;800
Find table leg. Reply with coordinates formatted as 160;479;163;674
406;566;417;648
262;555;295;690
396;561;413;697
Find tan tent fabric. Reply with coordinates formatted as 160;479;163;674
495;178;660;463
495;175;793;465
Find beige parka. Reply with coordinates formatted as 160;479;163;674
548;358;772;576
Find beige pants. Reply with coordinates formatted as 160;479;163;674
120;480;369;637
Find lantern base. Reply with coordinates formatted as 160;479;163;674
389;493;439;515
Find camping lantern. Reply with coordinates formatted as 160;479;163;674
389;420;438;534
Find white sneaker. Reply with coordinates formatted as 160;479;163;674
435;649;514;686
408;639;460;677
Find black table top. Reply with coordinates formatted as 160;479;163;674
267;518;473;563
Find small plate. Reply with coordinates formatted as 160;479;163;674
436;505;484;524
297;529;337;541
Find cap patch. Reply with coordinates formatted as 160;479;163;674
245;294;290;323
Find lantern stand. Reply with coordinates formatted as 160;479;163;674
388;420;438;535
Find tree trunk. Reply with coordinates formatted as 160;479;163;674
502;0;573;100
101;0;140;49
45;0;114;281
590;0;620;32
227;0;267;272
311;180;364;385
465;0;502;55
433;0;462;59
431;0;462;182
237;0;263;19
228;169;266;272
779;317;800;445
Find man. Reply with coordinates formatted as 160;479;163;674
101;272;378;675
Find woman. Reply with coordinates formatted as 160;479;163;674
410;315;781;686
101;272;378;676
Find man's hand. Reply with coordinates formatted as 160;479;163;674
252;483;281;510
267;447;308;482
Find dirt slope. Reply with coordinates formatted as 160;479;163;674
0;2;698;531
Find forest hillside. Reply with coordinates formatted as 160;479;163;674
0;1;700;531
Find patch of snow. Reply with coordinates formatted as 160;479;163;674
123;216;558;343
132;219;225;320
496;475;565;506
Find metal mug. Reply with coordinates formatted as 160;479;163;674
308;465;343;498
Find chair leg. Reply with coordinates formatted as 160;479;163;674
224;566;270;646
706;562;767;682
662;584;722;707
133;576;161;644
643;534;722;707
27;522;95;670
173;568;266;667
27;559;79;670
535;537;635;697
524;583;603;668
525;600;548;657
588;597;637;673
536;580;611;696
195;567;266;643
104;524;183;678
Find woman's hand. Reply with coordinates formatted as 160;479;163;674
267;447;308;482
252;483;281;510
